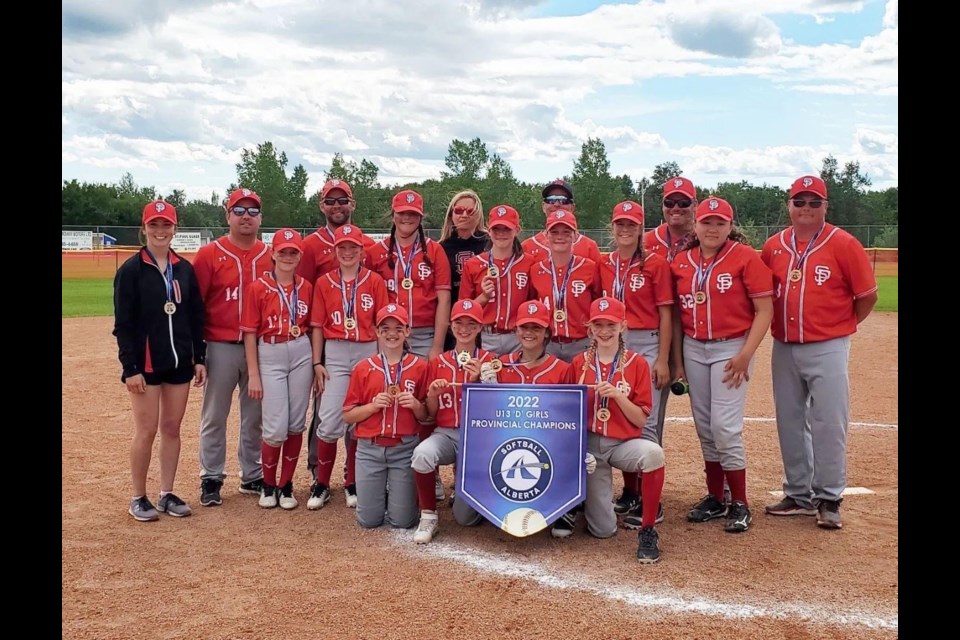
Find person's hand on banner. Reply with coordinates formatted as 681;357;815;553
585;452;597;474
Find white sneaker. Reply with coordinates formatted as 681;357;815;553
414;511;439;544
278;482;298;510
344;483;358;509
434;474;445;502
259;485;278;509
307;483;331;510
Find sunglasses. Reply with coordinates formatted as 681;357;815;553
323;197;351;206
663;199;692;209
791;199;826;209
230;206;261;216
452;206;475;216
544;196;573;205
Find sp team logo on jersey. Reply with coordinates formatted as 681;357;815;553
571;280;587;297
814;265;832;285
296;300;308;317
616;380;631;396
630;273;645;291
490;439;553;503
515;272;528;289
360;293;374;311
716;273;733;293
418;263;432;279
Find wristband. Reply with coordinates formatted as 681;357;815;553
313;362;323;367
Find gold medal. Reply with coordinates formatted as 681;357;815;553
163;301;176;315
489;359;503;372
457;350;471;366
554;309;567;323
596;407;611;422
694;291;707;305
344;317;357;330
789;269;802;282
386;385;401;398
401;278;414;290
487;265;500;278
289;325;301;337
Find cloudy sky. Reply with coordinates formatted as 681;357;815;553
62;0;898;202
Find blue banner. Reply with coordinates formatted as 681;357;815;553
457;383;587;537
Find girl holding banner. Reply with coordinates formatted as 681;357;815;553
410;299;494;543
568;297;667;563
342;303;430;529
481;300;570;386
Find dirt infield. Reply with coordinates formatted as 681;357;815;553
62;315;898;640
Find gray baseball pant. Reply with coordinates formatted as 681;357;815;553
411;428;483;526
585;433;665;538
355;436;419;529
547;337;590;363
257;336;313;444
407;327;435;358
481;331;520;356
625;329;670;444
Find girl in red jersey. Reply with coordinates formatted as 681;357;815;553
410;299;493;543
342;303;430;529
114;200;206;522
599;201;674;526
308;224;389;510
480;300;571;386
671;196;773;534
567;297;666;563
366;189;452;360
460;204;536;356
240;228;313;510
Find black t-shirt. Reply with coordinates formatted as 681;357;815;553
440;232;490;301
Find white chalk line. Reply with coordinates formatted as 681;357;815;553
392;531;897;632
667;416;898;430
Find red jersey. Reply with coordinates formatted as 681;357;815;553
240;273;312;339
598;251;674;329
310;267;388;343
495;353;570;384
193;236;273;342
529;256;602;340
429;349;494;429
643;224;691;263
761;224;878;343
522;231;602;264
297;226;377;283
459;251;536;330
567;350;652;440
344;352;430;440
671;242;773;341
366;237;452;328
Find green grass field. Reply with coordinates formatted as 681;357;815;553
62;275;901;318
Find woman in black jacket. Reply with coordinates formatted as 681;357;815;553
113;200;207;522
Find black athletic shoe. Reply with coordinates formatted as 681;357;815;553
614;490;640;515
687;495;727;522
636;527;661;564
200;478;223;507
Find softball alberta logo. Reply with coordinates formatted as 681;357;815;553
491;438;553;537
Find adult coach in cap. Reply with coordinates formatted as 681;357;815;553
522;179;602;264
761;175;877;530
299;178;375;282
193;188;273;506
644;177;697;262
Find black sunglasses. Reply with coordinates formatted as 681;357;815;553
544;196;573;205
230;206;261;217
323;197;351;206
791;199;825;209
663;199;692;209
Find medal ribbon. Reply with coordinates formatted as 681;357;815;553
549;254;575;313
789;222;826;273
612;251;641;301
394;237;420;286
320;226;336;245
594;350;622;410
273;273;299;332
380;353;404;391
339;268;359;322
694;242;734;297
144;247;175;303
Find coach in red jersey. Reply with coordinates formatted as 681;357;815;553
761;175;878;530
644;176;697;263
298;178;376;283
522;179;602;264
193;188;274;507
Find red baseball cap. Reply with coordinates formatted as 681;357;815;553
663;176;696;199
612;200;644;225
227;187;261;209
334;224;365;246
542;179;574;200
546;210;578;231
272;228;303;253
321;178;353;199
488;204;520;230
142;200;177;225
451;299;484;323
696;196;734;222
515;300;550;328
789;175;827;199
589;297;626;323
376;302;409;326
392;189;424;215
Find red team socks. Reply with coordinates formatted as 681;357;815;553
415;470;437;511
623;471;640;495
316;439;338;486
344;436;357;486
724;468;747;506
262;443;281;488
278;433;302;488
705;460;725;501
640;467;665;527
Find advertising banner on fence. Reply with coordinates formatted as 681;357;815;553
457;383;587;537
62;230;93;251
171;232;202;252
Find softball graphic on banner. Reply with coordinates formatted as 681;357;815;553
457;384;587;537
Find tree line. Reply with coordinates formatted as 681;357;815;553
61;138;899;247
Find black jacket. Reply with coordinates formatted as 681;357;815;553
440;232;490;299
113;248;206;381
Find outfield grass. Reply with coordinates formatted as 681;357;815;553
61;275;901;318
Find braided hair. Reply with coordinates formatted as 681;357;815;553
387;222;433;270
